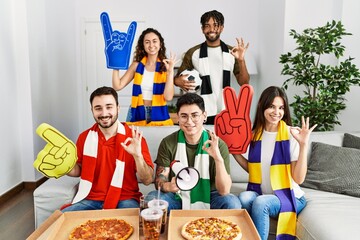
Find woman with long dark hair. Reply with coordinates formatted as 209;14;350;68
112;28;176;126
233;86;317;240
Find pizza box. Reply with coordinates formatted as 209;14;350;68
27;208;139;240
168;209;260;240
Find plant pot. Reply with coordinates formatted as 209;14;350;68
169;113;178;125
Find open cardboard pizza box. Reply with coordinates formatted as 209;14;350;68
27;209;139;240
168;209;260;240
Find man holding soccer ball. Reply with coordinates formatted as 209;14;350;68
175;10;250;124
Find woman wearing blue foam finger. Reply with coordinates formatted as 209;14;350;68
233;86;317;240
112;28;177;126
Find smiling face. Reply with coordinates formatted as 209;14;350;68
91;94;119;129
178;104;207;142
143;32;161;56
201;17;224;45
264;96;285;132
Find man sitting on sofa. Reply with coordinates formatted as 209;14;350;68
63;86;154;211
148;93;241;211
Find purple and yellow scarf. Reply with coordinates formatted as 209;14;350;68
247;120;297;240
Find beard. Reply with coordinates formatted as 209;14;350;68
205;32;221;43
95;114;118;129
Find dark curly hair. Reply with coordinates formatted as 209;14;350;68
133;28;167;72
200;10;224;27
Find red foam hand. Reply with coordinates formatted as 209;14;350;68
215;85;253;154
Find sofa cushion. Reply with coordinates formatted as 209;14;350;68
343;133;360;149
33;176;79;228
301;142;360;198
297;187;360;240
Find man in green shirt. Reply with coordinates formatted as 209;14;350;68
148;93;241;211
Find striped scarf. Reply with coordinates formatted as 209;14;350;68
72;120;126;209
129;56;173;126
175;129;210;209
247;121;297;240
198;41;233;116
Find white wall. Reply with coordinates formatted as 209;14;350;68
0;0;37;193
338;0;360;130
1;0;360;195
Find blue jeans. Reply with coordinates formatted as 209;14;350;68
147;190;242;214
126;105;152;123
239;191;307;240
61;199;139;212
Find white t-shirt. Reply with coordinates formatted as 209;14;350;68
260;128;305;199
140;69;155;100
192;46;235;116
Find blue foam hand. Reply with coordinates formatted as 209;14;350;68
100;12;137;70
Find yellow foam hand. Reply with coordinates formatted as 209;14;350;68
34;123;77;178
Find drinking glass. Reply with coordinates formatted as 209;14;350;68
141;207;163;240
148;199;168;234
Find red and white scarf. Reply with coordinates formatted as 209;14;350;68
72;120;126;209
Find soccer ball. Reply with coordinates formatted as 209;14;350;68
179;69;202;93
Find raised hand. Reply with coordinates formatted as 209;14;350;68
290;116;318;145
215;85;253;154
100;12;137;70
34;123;77;178
162;52;178;71
121;126;143;157
230;37;249;61
202;131;221;159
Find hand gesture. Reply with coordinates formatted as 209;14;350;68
34;123;77;178
202;131;222;159
230;37;249;61
290;116;318;145
100;12;137;70
121;126;142;158
162;52;178;71
215;85;253;154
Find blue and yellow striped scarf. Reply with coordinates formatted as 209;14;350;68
247;120;297;240
129;56;173;126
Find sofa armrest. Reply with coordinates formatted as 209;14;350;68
33;176;79;228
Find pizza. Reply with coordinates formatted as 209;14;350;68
181;217;242;240
69;218;133;240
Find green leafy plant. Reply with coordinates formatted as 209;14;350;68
167;104;177;113
280;20;360;131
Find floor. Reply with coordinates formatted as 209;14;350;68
0;189;35;240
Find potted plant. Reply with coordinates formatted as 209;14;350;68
280;20;360;131
167;104;178;124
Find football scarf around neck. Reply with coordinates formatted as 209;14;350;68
129;56;173;126
247;120;297;240
198;41;233;116
175;129;210;209
72;120;127;209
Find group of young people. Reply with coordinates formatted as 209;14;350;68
112;10;250;126
60;10;317;240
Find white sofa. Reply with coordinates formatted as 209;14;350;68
33;126;360;240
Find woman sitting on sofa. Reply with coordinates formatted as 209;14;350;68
233;86;317;240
